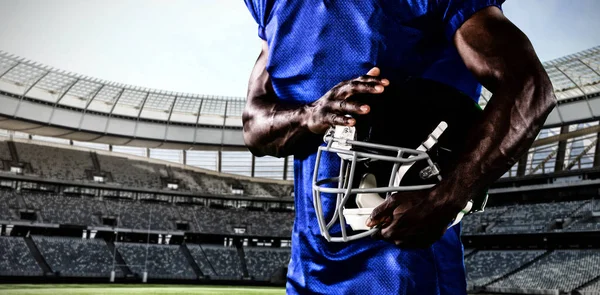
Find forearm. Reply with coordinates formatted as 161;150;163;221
443;6;557;206
243;96;320;157
443;74;555;203
243;42;387;157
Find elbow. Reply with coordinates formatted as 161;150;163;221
242;111;266;157
243;132;266;158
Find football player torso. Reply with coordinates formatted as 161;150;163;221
244;1;505;294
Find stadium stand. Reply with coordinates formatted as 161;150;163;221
0;188;294;235
186;244;217;277
14;142;92;182
22;193;100;225
580;279;600;295
103;199;180;231
461;201;590;235
485;201;585;234
244;247;290;281
462;206;509;235
0;236;42;276
32;236;117;277
115;242;196;280
488;250;600;294
201;244;244;279
0;141;293;198
0;189;18;221
0;141;11;161
565;200;600;232
465;250;546;288
98;155;168;190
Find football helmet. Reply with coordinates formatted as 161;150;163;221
312;77;489;242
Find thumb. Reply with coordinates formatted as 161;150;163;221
366;198;395;227
366;67;380;76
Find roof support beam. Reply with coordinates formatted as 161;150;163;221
554;125;570;172
532;124;600;147
594;122;600;167
565;138;597;171
0;62;20;79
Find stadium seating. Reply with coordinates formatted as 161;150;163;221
0;190;18;221
0;236;42;276
580;279;600;295
22;193;101;225
0;141;11;161
462;206;509;235
115;242;196;279
172;167;293;197
186;244;217;277
200;244;244;279
471;201;585;234
103;199;180;231
488;250;600;294
15;142;92;182
32;236;117;277
565;200;600;232
0;189;294;236
98;155;168;190
244;247;290;281
3;141;293;198
465;250;545;287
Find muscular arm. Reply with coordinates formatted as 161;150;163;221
442;6;556;205
243;40;389;158
367;6;556;246
242;41;317;157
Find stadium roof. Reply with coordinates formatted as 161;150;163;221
2;46;599;119
0;51;245;126
479;45;600;108
0;46;598;148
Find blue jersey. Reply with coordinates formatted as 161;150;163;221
244;1;503;294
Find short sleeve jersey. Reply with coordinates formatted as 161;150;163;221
244;1;504;294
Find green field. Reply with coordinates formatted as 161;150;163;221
0;284;286;295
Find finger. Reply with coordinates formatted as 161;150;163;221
366;67;380;76
358;70;390;86
337;81;384;100
331;100;370;115
366;199;396;227
354;75;389;86
325;114;356;127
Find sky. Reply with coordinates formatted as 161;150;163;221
0;0;599;98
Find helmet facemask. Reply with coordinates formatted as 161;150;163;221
312;123;449;242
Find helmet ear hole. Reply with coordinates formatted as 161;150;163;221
356;173;385;209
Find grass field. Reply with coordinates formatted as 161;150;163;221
0;284;286;295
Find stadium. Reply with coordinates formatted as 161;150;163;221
0;8;599;295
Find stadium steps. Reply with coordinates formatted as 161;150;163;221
235;240;249;278
105;240;133;277
576;274;600;294
24;236;53;274
180;243;203;278
90;152;101;171
198;244;218;275
483;250;551;288
7;141;19;163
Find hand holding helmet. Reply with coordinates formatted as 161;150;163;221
311;77;488;244
367;178;473;248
